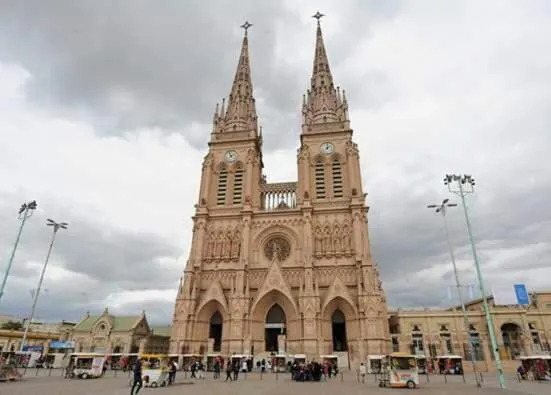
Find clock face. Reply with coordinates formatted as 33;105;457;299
320;142;335;154
224;150;237;162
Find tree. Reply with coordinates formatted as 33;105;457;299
1;320;23;331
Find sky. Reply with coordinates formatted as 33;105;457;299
0;0;550;325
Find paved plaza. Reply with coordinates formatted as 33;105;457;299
1;370;550;395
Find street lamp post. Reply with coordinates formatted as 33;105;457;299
0;200;38;304
20;219;68;352
427;199;481;387
444;174;506;389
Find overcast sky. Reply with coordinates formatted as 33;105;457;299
0;0;550;325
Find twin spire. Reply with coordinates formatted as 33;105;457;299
213;13;349;135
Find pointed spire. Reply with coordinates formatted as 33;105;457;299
213;21;258;134
302;12;349;132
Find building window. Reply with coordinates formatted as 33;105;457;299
217;168;228;205
440;333;453;353
467;332;484;361
315;161;325;199
232;168;244;204
412;333;424;353
391;336;399;352
331;159;343;198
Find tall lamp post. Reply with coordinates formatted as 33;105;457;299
444;174;506;389
0;200;38;304
427;199;481;387
20;219;68;352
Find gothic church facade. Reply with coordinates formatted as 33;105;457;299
170;18;390;368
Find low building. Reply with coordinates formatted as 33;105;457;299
389;291;551;372
70;308;171;354
0;328;62;354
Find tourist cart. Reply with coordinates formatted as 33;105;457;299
139;354;170;388
293;354;307;364
379;352;419;389
435;355;463;375
519;355;551;380
274;354;288;372
70;353;106;379
367;355;384;373
415;354;427;374
0;356;22;382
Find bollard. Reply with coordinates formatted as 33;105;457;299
48;367;52;376
462;372;466;383
276;370;279;380
36;367;39;376
356;371;359;382
340;372;343;382
114;369;118;377
444;373;447;383
425;372;430;383
260;370;263;380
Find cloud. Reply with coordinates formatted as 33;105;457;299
0;1;550;326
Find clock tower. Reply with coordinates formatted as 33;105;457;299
171;16;390;368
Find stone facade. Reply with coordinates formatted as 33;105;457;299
70;309;170;354
170;20;390;368
389;292;551;371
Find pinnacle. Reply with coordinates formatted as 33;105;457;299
212;25;258;134
302;15;349;131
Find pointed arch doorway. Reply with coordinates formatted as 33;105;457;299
209;311;223;352
265;304;286;352
332;309;348;351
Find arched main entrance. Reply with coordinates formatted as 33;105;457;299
332;309;347;351
265;304;286;352
209;311;223;352
501;322;522;359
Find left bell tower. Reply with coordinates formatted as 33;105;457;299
170;22;263;354
198;21;263;211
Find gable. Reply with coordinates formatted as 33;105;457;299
196;279;228;315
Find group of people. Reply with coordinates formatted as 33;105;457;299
290;360;338;382
517;361;551;381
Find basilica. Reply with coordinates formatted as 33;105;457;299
169;17;389;369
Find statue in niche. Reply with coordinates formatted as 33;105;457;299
215;231;224;258
206;231;216;259
333;226;342;253
323;226;332;255
231;229;241;258
314;226;323;256
223;231;232;258
342;224;352;252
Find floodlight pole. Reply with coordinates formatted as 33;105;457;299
427;199;481;387
445;174;506;389
0;200;38;304
20;219;68;352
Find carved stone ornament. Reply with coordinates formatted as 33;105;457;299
263;236;291;261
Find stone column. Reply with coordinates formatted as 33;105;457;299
352;211;363;262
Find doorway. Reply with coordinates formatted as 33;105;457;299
209;311;223;352
332;309;347;351
265;304;286;352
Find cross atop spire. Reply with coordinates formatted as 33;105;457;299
240;21;253;36
212;22;258;135
302;12;349;133
312;11;325;25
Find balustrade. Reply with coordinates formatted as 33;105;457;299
260;182;297;210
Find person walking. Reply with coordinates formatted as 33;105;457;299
359;362;366;383
225;361;233;382
130;359;143;395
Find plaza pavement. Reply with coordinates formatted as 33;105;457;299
1;369;550;395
